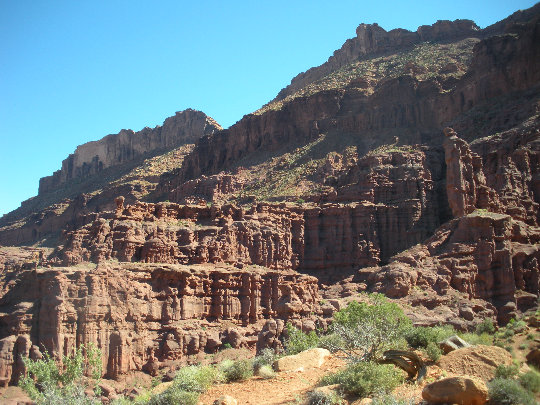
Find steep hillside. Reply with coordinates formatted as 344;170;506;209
0;110;221;246
0;4;539;390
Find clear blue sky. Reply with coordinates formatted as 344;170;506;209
0;0;537;218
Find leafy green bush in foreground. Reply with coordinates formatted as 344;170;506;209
219;359;254;382
284;323;320;355
320;361;403;397
19;343;102;405
488;378;536;405
173;365;220;392
329;293;411;362
519;369;540;393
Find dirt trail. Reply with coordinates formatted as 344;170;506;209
199;355;346;405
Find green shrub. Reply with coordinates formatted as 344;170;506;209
519;343;528;350
318;333;344;353
19;343;102;405
220;359;253;382
109;397;134;405
284;323;320;355
330;293;411;361
458;332;493;346
306;389;343;405
255;365;275;379
526;333;534;340
425;341;442;362
371;394;415;405
253;348;278;371
404;325;454;349
319;362;403;397
503;329;515;339
488;378;536;405
508;319;528;333
146;387;199;405
519;369;540;393
173;365;221;393
475;318;496;334
495;363;520;379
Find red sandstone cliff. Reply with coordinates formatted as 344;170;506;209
0;257;322;384
0;5;538;385
38;109;221;195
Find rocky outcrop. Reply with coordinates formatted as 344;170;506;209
275;20;480;102
162;15;540;198
443;127;498;217
358;211;540;325
0;260;321;382
38;109;221;195
422;376;488;405
276;5;540;103
438;345;513;381
58;182;441;282
273;348;331;372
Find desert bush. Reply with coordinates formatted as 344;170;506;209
371;394;415;405
220;359;253;382
458;332;493;346
109;397;134;405
488;378;536;405
284;323;320;355
255;365;275;379
306;389;343;405
173;365;221;393
146;364;220;405
329;293;411;361
319;361;402;397
508;319;528;333
475;318;496;334
519;369;540;393
146;387;199;405
318;333;344;353
425;341;442;362
404;325;454;349
253;348;278;371
495;363;520;379
19;343;102;405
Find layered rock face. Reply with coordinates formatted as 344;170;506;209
275;19;480;101
355;127;539;326
60;144;446;280
38;109;221;195
0;5;539;386
0;260;321;383
163;15;539;195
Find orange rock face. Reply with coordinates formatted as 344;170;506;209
0;260;321;383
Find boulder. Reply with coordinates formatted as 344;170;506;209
273;348;331;372
439;335;471;354
526;345;540;368
438;345;512;381
422;376;488;405
213;395;238;405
